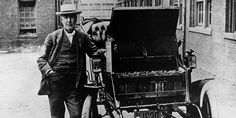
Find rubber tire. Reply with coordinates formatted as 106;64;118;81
201;92;218;118
104;101;123;118
81;95;92;118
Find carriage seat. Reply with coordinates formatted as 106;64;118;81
90;21;110;48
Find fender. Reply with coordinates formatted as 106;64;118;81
199;79;220;118
190;78;214;106
199;79;216;108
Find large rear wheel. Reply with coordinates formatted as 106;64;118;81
102;98;123;118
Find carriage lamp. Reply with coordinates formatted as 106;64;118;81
84;58;102;88
186;49;196;69
92;58;102;73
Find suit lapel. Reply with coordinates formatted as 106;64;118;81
49;29;63;65
56;29;63;44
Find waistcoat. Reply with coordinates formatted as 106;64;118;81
52;32;78;73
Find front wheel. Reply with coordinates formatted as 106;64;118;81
201;92;218;118
81;94;123;118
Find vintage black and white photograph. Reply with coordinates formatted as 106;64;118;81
1;0;236;118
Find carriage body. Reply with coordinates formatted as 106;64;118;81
105;7;192;112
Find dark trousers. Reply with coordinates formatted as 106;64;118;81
48;72;86;118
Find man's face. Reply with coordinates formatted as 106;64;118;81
60;14;77;33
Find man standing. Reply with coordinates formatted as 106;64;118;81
37;2;103;118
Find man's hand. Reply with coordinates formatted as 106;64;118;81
98;49;106;57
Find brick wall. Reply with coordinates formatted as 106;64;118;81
185;0;236;81
0;0;18;43
36;0;56;44
0;0;56;48
223;39;236;80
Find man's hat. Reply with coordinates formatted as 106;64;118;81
56;2;81;15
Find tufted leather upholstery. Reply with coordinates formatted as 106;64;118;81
91;21;110;42
80;18;110;49
90;21;110;48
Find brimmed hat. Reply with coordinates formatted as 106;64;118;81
56;4;81;15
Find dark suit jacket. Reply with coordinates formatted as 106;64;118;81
37;29;99;95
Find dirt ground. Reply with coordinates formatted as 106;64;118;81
0;52;48;118
0;52;236;118
0;52;131;118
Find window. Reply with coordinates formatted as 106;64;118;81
197;1;204;26
19;1;36;36
169;0;182;28
75;0;80;25
170;0;179;6
121;0;162;7
206;0;211;27
189;0;212;34
226;0;236;33
131;0;137;7
155;0;162;6
178;0;183;26
224;0;236;39
146;0;152;6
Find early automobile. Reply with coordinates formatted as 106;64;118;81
81;6;214;118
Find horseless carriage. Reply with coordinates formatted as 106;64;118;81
80;6;214;118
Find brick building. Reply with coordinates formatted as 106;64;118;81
55;0;116;28
0;0;56;49
115;0;236;81
79;0;116;19
185;0;236;81
2;0;236;80
0;0;116;49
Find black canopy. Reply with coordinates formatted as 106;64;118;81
108;7;179;56
108;7;180;72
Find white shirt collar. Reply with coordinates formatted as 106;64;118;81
64;29;75;44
